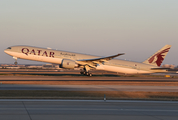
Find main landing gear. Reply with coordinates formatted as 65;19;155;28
80;65;92;77
80;71;92;77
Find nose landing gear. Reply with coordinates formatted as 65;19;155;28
13;57;18;65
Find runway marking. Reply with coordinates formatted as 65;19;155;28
22;101;32;120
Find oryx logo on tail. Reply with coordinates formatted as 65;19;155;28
143;45;171;67
148;47;170;66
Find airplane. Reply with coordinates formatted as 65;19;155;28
4;45;171;76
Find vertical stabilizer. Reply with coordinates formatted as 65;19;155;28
143;45;171;67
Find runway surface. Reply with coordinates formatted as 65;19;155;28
0;69;178;81
0;75;178;81
0;84;178;92
0;99;178;120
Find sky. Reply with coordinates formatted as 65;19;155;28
0;0;178;65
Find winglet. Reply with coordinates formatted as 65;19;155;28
143;45;171;67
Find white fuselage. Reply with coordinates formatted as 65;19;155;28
4;46;165;74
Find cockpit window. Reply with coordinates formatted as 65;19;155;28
7;47;11;49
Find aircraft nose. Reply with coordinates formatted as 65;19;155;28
4;47;12;54
4;49;8;54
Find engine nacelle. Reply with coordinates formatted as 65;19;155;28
60;59;76;69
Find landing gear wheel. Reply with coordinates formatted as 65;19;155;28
13;57;18;65
14;62;18;65
85;72;89;76
85;72;92;77
80;71;86;75
88;73;92;77
80;71;92;76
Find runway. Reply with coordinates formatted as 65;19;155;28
0;99;178;120
1;84;178;92
0;75;178;81
0;69;178;81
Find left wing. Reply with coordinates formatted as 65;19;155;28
76;53;125;68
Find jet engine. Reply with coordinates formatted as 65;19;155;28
60;59;77;69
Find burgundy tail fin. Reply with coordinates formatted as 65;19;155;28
143;45;171;67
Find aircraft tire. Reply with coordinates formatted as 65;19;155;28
14;62;18;65
88;73;92;77
85;72;89;76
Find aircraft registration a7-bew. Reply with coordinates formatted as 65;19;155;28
4;45;171;76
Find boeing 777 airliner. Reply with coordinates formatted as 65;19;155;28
4;45;171;76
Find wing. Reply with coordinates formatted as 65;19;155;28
76;53;125;68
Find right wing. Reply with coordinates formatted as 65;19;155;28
76;53;125;68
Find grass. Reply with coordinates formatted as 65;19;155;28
1;90;178;100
